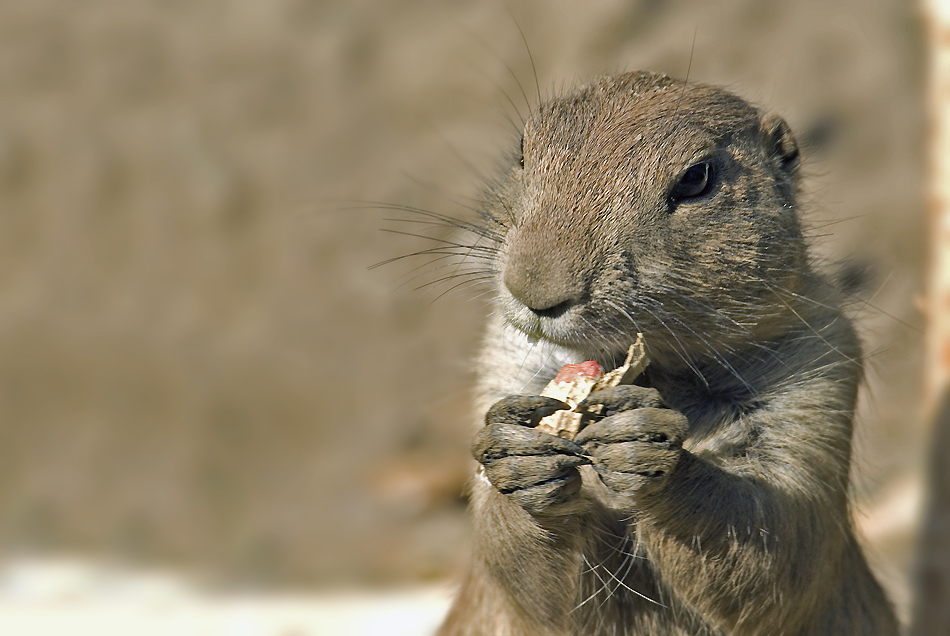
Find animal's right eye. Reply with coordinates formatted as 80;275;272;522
518;134;525;169
669;161;715;203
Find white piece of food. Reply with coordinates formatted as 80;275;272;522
536;336;648;440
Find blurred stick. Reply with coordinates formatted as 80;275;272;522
913;1;950;633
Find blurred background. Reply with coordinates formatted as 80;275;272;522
0;0;928;632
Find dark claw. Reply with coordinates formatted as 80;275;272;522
486;394;569;427
487;454;592;494
578;385;665;418
505;472;585;512
472;423;586;463
575;408;687;447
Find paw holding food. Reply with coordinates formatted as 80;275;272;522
473;336;654;509
574;406;688;496
472;394;590;512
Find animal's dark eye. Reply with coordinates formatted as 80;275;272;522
670;161;715;202
518;134;525;169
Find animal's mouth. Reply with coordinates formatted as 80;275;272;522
507;318;636;376
499;283;642;368
527;299;576;321
505;313;625;365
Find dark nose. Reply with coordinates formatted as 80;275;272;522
504;240;584;317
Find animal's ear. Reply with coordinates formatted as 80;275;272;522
760;113;800;179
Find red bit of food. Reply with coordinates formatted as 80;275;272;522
553;361;604;383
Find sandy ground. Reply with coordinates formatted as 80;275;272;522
0;558;451;636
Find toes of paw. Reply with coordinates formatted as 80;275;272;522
575;408;688;446
482;455;588;497
588;442;680;476
486;395;570;427
472;424;586;462
578;385;665;417
596;471;658;495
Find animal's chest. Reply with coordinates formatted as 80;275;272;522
646;373;764;458
572;531;721;636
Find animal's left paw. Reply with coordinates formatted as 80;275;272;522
574;407;688;496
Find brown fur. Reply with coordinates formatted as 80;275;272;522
438;72;899;635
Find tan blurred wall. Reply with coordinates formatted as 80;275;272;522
0;0;925;603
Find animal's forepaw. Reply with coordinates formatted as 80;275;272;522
574;407;687;497
472;395;589;513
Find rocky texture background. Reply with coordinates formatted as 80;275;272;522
0;0;926;619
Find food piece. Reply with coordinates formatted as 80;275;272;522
536;335;649;440
553;361;605;383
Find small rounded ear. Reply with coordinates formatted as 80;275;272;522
760;113;800;178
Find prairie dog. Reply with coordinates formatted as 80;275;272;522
438;71;899;635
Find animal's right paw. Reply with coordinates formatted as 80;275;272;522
472;395;590;514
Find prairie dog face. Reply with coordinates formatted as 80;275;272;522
490;71;805;364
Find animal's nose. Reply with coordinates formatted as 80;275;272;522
504;240;585;317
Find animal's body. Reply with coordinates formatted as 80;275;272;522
437;71;899;635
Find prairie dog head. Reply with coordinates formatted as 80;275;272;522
489;71;805;365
